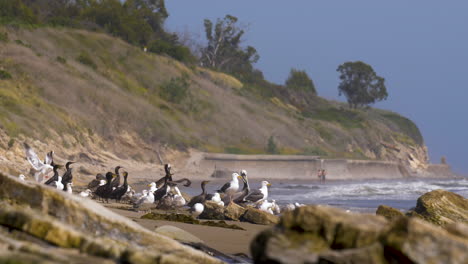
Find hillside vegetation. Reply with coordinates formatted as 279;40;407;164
0;26;428;175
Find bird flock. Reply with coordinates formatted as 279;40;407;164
20;144;303;218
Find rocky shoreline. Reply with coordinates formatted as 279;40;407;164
0;171;466;263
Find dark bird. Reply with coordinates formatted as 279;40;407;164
109;171;129;202
61;161;75;192
87;173;106;191
44;164;63;185
94;172;116;202
110;166;123;190
187;180;210;207
156;163;173;188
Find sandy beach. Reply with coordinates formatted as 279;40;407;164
105;204;271;257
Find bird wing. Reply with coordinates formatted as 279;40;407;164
24;143;44;171
244;189;264;202
187;195;205;207
44;151;53;165
218;182;231;193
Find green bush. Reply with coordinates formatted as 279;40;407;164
159;75;190;103
285;68;316;94
0;70;12;80
148;40;195;63
266;136;279;154
56;56;67;64
0;31;8;42
76;52;97;70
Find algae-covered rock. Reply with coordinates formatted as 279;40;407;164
376;205;404;221
242;207;279;225
251;205;386;263
251;204;468;264
0;172;222;263
381;217;468;264
199;201;225;220
406;189;468;226
224;202;246;221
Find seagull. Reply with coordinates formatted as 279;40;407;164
258;200;274;214
65;182;73;194
243;180;271;203
79;189;92;198
217;173;242;202
172;186;186;207
207;192;224;206
133;190;155;207
18;174;26;181
24;143;54;182
190;203;204;218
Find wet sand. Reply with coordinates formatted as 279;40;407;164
105;204;271;257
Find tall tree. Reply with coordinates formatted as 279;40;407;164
336;61;388;108
285;68;316;95
200;15;259;75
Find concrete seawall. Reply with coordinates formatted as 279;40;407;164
196;153;450;180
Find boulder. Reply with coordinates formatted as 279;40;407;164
224;202;246;221
251;204;468;264
199;201;225;220
0;172;222;263
154;225;203;244
406;189;468;226
241;207;279;225
381;217;468;264
376;205;404;220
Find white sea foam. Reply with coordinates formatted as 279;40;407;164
269;178;468;212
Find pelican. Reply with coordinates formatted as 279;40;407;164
24;143;53;182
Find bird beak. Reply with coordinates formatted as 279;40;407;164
112;174;117;178
147;184;152;187
237;176;242;180
267;183;272;187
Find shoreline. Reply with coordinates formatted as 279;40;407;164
105;204;270;257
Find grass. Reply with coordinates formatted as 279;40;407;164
382;113;423;145
303;107;364;129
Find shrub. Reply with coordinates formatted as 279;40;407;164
56;56;67;64
0;31;8;42
285;68;316;94
266;136;279;154
159;74;190;103
76;52;97;70
0;70;12;80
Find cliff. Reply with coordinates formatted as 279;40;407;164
0;26;441;178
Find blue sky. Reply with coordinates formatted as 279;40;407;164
165;1;468;174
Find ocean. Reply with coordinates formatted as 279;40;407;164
268;178;468;213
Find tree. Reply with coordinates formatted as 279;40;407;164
200;15;259;75
285;68;316;95
266;136;279;154
336;61;388;108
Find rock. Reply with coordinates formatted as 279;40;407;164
241;207;279;225
381;217;468;264
406;189;468;226
154;225;203;244
251;204;468;264
376;205;404;220
224;202;246;221
0;172;222;263
199;201;225;220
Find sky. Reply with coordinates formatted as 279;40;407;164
165;1;468;174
